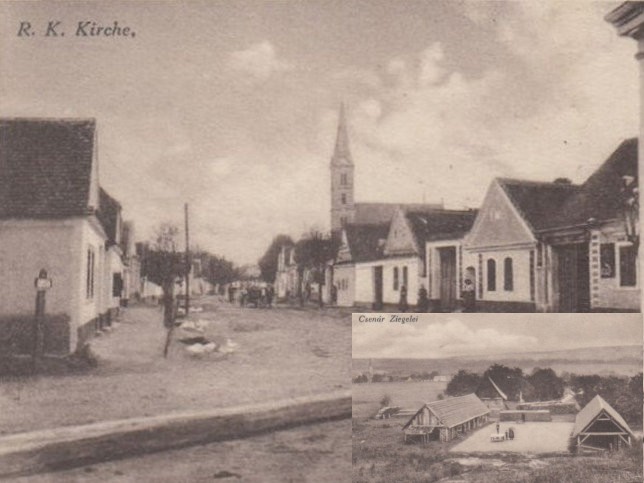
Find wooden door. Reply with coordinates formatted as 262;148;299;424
439;247;457;311
373;266;383;310
556;244;590;312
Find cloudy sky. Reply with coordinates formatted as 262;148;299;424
352;314;642;359
0;1;638;264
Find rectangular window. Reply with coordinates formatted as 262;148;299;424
504;257;513;291
341;193;347;204
619;245;637;287
86;248;95;299
477;254;483;299
487;259;496;292
393;267;399;291
529;251;535;301
402;266;408;289
600;243;615;278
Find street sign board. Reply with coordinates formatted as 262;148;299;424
35;277;53;290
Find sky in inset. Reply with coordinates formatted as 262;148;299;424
352;313;643;358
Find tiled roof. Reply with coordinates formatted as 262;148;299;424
498;178;580;232
406;209;478;244
546;138;637;229
572;394;634;438
404;394;490;430
97;188;121;245
354;202;443;225
497;138;637;233
344;223;390;263
0;118;96;218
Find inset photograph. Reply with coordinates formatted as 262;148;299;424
352;313;642;482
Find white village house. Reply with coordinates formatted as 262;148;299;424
0;118;128;354
463;139;639;312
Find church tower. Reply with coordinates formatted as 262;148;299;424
330;103;355;233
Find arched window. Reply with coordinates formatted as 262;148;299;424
393;267;399;290
504;257;513;291
487;259;496;291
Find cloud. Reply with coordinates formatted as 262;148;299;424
227;40;293;80
352;318;539;359
340;3;638;209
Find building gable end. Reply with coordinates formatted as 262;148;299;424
465;181;535;249
384;209;419;256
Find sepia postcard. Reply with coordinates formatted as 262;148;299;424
352;313;643;482
0;0;642;481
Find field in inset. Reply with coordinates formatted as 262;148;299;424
352;381;446;419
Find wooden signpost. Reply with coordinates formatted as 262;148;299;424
33;269;52;372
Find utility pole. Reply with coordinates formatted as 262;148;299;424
184;202;190;315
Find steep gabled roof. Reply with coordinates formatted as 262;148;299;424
97;188;122;245
572;394;634;438
344;223;389;263
0;118;96;218
497;178;580;232
354;202;443;226
488;377;508;401
546;138;638;230
406;209;478;245
403;394;490;430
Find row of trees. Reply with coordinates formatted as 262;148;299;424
447;364;564;402
258;229;339;307
446;364;643;425
138;223;241;356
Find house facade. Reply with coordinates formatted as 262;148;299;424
0;118;126;354
276;243;298;300
403;394;490;443
334;207;477;310
464;139;639;312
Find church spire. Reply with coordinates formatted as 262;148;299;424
332;102;352;164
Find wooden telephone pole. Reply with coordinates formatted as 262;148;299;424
184;203;190;315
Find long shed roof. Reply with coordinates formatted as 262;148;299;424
403;394;490;430
572;394;634;438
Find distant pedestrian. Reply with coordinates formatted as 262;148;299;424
266;284;274;308
331;284;338;305
462;277;476;312
417;285;429;312
496;422;500;434
505;430;509;440
398;285;408;312
509;427;514;440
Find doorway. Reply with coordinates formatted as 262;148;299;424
438;247;457;311
555;243;590;312
373;265;383;310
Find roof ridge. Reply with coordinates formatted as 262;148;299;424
496;176;580;188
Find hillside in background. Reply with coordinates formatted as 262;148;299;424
352;345;642;378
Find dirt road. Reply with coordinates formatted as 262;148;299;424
0;298;351;435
